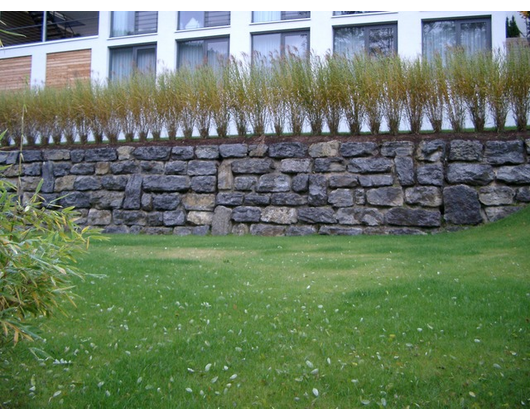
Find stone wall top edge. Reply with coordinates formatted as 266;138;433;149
2;133;528;153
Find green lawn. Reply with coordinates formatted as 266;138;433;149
1;207;529;409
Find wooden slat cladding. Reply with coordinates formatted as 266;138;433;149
0;56;32;91
46;49;92;87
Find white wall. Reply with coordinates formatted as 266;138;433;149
0;11;520;87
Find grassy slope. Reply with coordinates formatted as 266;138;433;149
1;207;529;408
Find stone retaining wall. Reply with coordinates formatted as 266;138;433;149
1;138;529;236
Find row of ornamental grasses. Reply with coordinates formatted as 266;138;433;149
1;45;530;146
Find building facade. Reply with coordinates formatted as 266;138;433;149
0;11;523;90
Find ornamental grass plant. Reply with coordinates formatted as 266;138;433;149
1;45;530;145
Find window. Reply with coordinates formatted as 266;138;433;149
178;12;230;30
252;31;309;60
333;12;379;16
177;37;229;70
252;12;310;23
0;11;99;46
334;24;397;56
422;17;491;61
111;11;157;37
109;44;156;80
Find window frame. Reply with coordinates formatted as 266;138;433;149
252;11;310;23
251;29;310;60
333;23;398;57
109;43;157;80
177;11;231;30
421;16;492;59
110;11;158;37
176;36;230;69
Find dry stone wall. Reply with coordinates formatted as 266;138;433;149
1;138;529;236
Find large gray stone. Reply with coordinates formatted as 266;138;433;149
101;175;128;191
308;175;328;206
163;209;186;226
417;164;444;186
449;140;483;161
385;208;441;227
314;157;346;172
165;161;187;175
366;187;404;207
87;209;112;226
244;193;270;206
219;143;248;158
280;158;312;173
217;161;234;190
443;185;483;225
328;189;354;207
152;193;181;210
329;174;358;188
348;157;392;173
195;145;219;159
358;175;394;187
309;141;340;157
417;139;446;162
496;165;530;184
171;146;194;160
85;148;118;162
132;146;171;161
478;186;515;206
260;206;298;224
188;160;217;176
340;141;377;157
446;164;494;185
123;174;143;209
191;176;217;193
268;142;308;158
232;206;262;222
298;207;336;224
485;140;525;165
143;175;190;192
405;187;442;207
381;141;414;157
256;174;291;192
250;224;286;236
211;206;233;236
319;226;363;235
182;194;215;211
216;192;245;206
271;193;307;206
187;211;213;226
234;176;257;191
74;176;101;191
395;157;415;186
232;158;274;174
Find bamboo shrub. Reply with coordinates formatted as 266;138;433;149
506;43;530;131
210;65;231;138
299;53;325;135
193;65;217;138
71;80;92;144
268;54;287;136
443;50;467;132
340;54;366;135
423;54;445;133
158;70;182;141
276;53;305;136
380;55;406;135
178;66;197;139
360;54;384;134
458;50;489;132
485;49;510;132
227;57;248;136
244;54;270;136
403;57;429;134
322;53;343;135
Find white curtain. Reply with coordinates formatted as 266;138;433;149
112;11;134;37
334;27;365;57
252;33;281;60
110;48;134;80
253;12;281;22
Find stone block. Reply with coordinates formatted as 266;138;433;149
395;157;415;186
280;158;312;173
132;146;171;160
261;206;298;224
328;189;354;207
485;140;525;165
314;157;346;172
182;194;215;211
216;192;245;206
478;186;515;206
256;174;291;192
496;165;530;184
195;145;219;159
143;175;189;192
348;157;392;173
405;187;442;207
381;141;414;157
211;206;233;235
187;211;213;226
268;142;308;158
250;224;286;236
298;207;336;224
340;141;377;157
309;141;340;157
220;143;248;158
232;206;262;222
308;175;328;206
85;148;117;162
171;146;194;160
232;158;274;174
446;164;494;185
417;164;444;186
188;160;217;176
366;187;403;207
385;208;441;227
443;185;482;225
191;176;217;193
449;140;483;161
